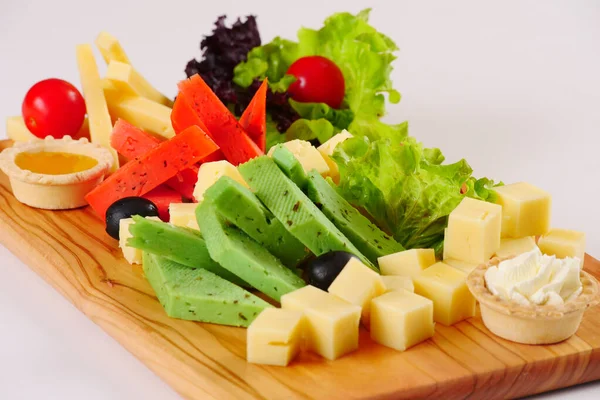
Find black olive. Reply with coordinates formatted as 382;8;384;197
105;197;159;240
304;251;357;291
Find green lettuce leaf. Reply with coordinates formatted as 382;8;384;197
285;119;336;143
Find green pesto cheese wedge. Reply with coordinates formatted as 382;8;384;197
128;216;246;286
270;145;308;190
307;171;405;264
204;176;309;268
238;156;376;270
142;252;271;327
196;201;306;302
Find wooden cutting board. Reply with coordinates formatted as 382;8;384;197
0;139;599;400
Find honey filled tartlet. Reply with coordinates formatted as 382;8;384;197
0;136;114;210
467;248;600;345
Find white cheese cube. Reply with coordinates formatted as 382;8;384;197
370;290;434;351
169;203;200;231
494;182;551;238
193;160;248;202
119;217;161;264
247;308;304;367
317;130;353;182
268;139;330;176
328;258;386;326
445;197;502;264
538;229;586;267
495;236;537;258
378;249;436;278
281;285;360;360
381;276;414;293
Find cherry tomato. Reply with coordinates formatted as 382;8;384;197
286;56;345;109
22;78;86;139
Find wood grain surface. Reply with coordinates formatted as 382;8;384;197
0;139;599;400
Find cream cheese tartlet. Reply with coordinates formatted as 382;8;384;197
0;136;114;210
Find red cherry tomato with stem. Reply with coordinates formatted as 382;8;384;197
286;56;345;109
22;78;86;139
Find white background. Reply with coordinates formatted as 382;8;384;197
0;0;599;398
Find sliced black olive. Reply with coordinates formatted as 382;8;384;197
105;197;159;240
304;251;357;291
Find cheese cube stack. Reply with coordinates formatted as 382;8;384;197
494;182;551;238
378;249;436;278
370;290;434;352
247;308;304;366
538;229;586;266
381;276;414;293
317;130;353;182
119;217;161;264
444;197;502;264
169;203;200;231
442;258;479;275
414;262;476;326
495;236;537;258
281;285;360;360
194;161;248;202
328;258;386;326
268;139;330;176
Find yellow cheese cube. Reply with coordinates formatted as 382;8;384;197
494;182;551;238
247;308;304;366
413;262;476;326
268;139;330;176
378;249;436;278
317;130;353;183
538;229;586;266
76;44;119;171
281;285;360;360
495;236;537;258
169;203;200;231
442;258;479;275
106;60;173;107
381;276;414;293
194;161;248;202
119;217;161;264
370;290;434;351
103;85;175;140
445;197;502;264
328;258;386;326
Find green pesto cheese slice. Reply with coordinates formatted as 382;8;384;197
142;252;271;327
307;171;405;264
127;216;246;286
238;156;376;270
203;176;309;268
270;145;308;190
196;201;306;302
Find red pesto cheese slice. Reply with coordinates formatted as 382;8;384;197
142;185;182;222
177;74;263;166
239;79;268;152
86;124;219;218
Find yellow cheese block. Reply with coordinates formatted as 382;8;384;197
413;262;476;326
106;60;173;107
495;182;551;238
328;258;386;326
194;160;248;202
95;32;131;64
495;236;537;258
445;197;502;264
442;258;479;275
247;308;304;367
317;130;352;183
119;217;161;264
76;44;118;171
169;203;200;231
378;249;436;278
381;276;414;293
6;116;91;143
538;228;586;267
103;84;174;140
370;290;434;351
268;139;330;176
281;285;361;360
